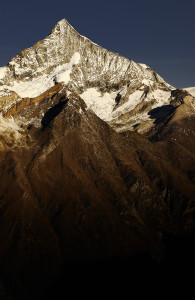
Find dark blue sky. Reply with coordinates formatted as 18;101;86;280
1;0;195;88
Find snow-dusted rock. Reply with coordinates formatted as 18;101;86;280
0;18;175;133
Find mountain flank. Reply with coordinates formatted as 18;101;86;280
0;19;194;300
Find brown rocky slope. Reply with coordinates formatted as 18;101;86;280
0;84;195;299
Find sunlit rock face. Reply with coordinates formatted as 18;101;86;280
0;18;175;133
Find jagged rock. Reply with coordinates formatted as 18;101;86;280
170;89;190;107
0;18;174;133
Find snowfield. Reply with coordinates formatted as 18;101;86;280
80;88;117;121
80;87;171;123
184;87;195;97
4;52;81;98
0;67;7;80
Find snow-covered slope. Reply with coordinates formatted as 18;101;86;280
0;18;175;132
184;87;195;97
2;52;80;98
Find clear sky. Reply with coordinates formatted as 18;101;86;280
0;0;194;88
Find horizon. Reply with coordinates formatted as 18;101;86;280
1;0;195;89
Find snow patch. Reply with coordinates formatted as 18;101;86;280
66;91;72;97
8;53;81;98
142;79;154;86
113;90;144;118
0;114;25;149
79;107;83;114
0;67;7;80
80;87;171;123
80;88;116;121
55;69;72;84
10;75;54;98
0;114;20;132
184;87;195;97
151;89;171;106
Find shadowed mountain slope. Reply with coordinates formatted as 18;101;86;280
0;85;194;299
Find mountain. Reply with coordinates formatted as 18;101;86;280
0;18;195;300
184;87;195;97
0;18;175;134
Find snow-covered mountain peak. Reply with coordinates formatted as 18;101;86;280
52;18;79;35
0;18;177;133
52;18;69;30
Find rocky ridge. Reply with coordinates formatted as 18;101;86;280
0;18;175;133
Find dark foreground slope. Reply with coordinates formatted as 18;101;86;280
0;85;195;299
